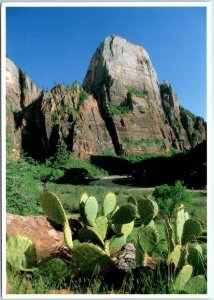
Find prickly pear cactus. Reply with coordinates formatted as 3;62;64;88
41;191;73;249
113;221;135;237
79;192;88;224
72;243;113;275
137;198;158;225
183;275;207;294
135;239;147;267
64;221;73;250
41;191;67;226
94;216;108;240
175;204;186;244
112;204;136;224
83;196;98;227
109;233;127;254
174;264;193;292
164;218;175;253
127;195;137;206
135;240;156;268
78;227;104;249
137;225;159;253
103;193;116;216
39;257;73;280
7;235;37;271
80;193;88;204
167;245;181;269
181;219;202;245
188;244;205;275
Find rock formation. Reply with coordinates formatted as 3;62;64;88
6;36;206;159
83;35;206;154
6;57;42;155
6;213;64;259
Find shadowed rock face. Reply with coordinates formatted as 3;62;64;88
6;57;42;155
7;78;114;160
6;35;206;159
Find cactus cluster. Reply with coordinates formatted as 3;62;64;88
135;197;159;268
6;189;207;294
78;192;137;262
164;204;205;293
40;191;137;275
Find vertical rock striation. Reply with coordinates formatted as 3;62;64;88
6;57;42;156
83;35;206;154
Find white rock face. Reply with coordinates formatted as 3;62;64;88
84;35;161;105
103;36;161;103
6;57;21;111
6;57;41;111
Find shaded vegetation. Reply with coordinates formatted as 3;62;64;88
125;85;149;99
108;99;133;116
131;141;206;189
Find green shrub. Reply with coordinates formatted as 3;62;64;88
6;157;42;215
109;101;132;116
78;89;88;109
152;181;191;218
125;86;149;99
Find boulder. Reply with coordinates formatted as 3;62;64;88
6;213;64;260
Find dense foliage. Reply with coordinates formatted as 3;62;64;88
153;181;191;218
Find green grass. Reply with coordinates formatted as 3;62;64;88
125;85;149;99
45;182;151;214
122;139;166;151
7;265;174;294
108;102;132;116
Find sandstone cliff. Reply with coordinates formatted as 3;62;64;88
6;57;42;155
83;35;206;154
20;84;114;160
6;36;206;159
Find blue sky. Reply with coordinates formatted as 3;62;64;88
6;6;206;119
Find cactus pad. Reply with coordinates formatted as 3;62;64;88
79;193;88;224
183;275;207;294
80;193;88;204
94;216;108;240
167;245;181;269
127;195;137;206
72;243;113;275
83;196;98;226
103;193;116;216
41;191;67;226
138;226;159;253
181;219;202;245
39;257;73;280
137;198;158;225
109;233;127;254
63;221;73;250
188;245;204;275
135;239;147;267
7;235;37;271
114;221;134;237
164;218;175;253
175;205;186;244
78;227;104;249
174;264;193;292
112;204;136;224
